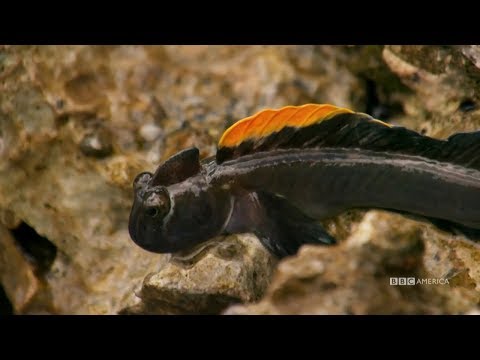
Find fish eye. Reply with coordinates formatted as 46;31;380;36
133;172;152;190
144;187;171;219
145;207;159;218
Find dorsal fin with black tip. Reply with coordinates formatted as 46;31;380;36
151;147;200;186
216;103;480;171
216;104;388;163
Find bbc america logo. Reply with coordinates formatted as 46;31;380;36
390;277;449;285
390;277;416;285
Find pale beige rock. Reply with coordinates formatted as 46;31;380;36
382;45;480;136
460;45;480;69
122;234;277;314
225;212;480;315
0;224;38;313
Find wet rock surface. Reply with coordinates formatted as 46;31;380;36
1;45;480;314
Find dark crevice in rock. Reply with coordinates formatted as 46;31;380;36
364;78;405;121
0;284;13;315
459;99;477;112
11;222;57;275
365;78;386;119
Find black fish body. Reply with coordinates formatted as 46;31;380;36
129;104;480;258
213;149;480;229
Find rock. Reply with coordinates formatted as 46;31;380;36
0;224;39;313
79;127;113;159
381;46;480;135
225;212;480;315
121;234;277;314
460;45;480;70
0;208;21;229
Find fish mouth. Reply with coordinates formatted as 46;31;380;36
128;209;138;244
170;236;223;267
128;202;159;253
128;204;180;254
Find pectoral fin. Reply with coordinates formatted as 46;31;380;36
226;191;336;258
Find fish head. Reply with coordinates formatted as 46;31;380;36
128;148;232;253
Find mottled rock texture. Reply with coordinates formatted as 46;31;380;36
225;212;480;314
1;45;480;314
122;234;276;314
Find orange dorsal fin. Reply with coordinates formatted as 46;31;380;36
218;104;354;148
215;103;480;172
216;104;392;163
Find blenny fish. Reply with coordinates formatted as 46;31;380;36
129;104;480;258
